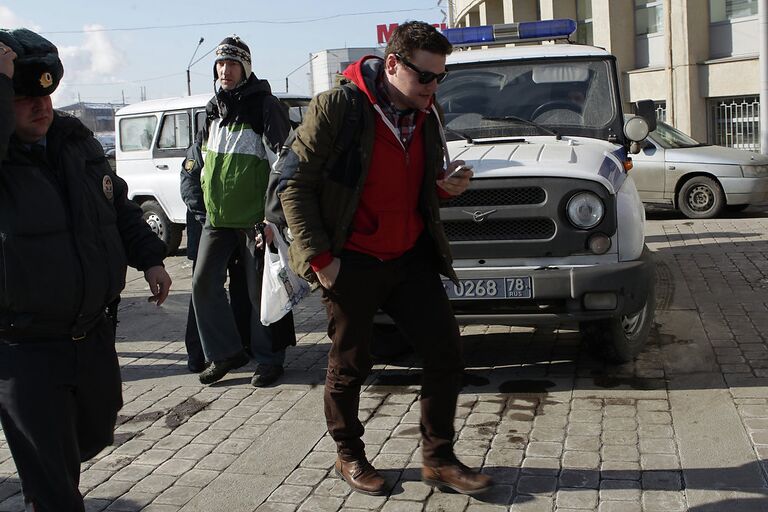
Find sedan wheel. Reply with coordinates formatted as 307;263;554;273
677;176;724;219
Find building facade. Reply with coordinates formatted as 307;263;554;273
57;101;125;134
452;0;761;150
309;47;385;96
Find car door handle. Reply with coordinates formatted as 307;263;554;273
668;165;675;170
155;164;169;170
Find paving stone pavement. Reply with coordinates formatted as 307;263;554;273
2;207;768;511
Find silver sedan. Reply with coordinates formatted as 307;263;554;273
630;120;768;218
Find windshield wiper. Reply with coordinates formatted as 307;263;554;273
444;127;474;144
482;115;561;139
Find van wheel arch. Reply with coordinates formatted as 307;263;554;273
139;199;183;255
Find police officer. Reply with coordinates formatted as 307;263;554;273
0;28;172;511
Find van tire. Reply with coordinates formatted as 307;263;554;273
579;283;655;364
141;200;182;255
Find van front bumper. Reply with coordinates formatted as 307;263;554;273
448;249;655;325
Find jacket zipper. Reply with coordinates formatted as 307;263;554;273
0;233;7;309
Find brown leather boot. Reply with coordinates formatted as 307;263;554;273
422;458;493;495
334;457;387;495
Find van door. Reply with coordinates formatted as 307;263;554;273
115;113;160;198
152;110;193;223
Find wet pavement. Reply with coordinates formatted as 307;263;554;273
1;206;768;511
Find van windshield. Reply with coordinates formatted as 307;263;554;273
438;57;621;141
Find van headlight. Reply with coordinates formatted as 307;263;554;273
566;192;604;229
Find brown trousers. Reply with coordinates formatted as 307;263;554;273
321;237;464;466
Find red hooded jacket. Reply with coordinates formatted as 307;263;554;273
311;56;447;270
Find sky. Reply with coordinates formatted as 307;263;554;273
0;1;448;107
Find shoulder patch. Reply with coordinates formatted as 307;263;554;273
102;175;114;201
40;72;53;89
184;158;196;172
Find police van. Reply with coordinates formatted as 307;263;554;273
432;20;658;362
114;92;310;254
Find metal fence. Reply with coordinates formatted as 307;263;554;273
708;95;761;151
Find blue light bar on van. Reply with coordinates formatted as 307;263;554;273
443;19;577;47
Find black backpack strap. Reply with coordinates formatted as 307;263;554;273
264;129;298;226
264;83;364;228
325;83;364;171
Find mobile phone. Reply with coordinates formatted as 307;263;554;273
447;164;473;179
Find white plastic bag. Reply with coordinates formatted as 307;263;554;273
260;220;310;325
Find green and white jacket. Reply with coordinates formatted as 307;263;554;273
201;75;290;228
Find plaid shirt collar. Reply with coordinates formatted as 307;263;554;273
375;72;419;148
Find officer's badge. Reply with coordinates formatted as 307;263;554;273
184;158;196;173
102;175;114;201
39;72;53;89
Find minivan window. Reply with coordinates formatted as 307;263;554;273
281;98;311;128
119;116;158;151
158;112;191;149
195;110;207;137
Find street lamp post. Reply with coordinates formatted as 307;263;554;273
186;37;205;96
285;54;319;93
760;0;767;154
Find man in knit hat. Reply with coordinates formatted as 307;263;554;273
0;28;171;510
192;35;296;386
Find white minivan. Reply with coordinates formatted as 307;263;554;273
114;92;311;253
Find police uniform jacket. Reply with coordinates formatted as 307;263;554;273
0;75;166;338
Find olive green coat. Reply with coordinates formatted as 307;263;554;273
280;81;458;285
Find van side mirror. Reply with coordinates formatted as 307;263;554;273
633;99;657;132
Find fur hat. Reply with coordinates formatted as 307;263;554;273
213;35;252;82
0;28;63;97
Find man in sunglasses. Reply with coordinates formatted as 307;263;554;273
280;21;492;496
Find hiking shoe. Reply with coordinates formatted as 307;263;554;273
251;364;284;387
198;351;250;385
187;359;207;373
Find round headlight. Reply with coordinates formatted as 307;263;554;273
567;192;604;229
623;116;650;142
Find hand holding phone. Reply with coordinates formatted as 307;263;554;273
447;163;473;179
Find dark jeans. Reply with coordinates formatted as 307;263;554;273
192;223;287;365
322;239;464;466
0;317;122;512
185;256;252;367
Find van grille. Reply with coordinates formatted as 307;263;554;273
440;177;616;259
443;218;555;241
445;187;545;207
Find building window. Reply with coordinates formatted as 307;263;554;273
654;101;667;122
635;0;663;35
708;95;761;151
635;0;664;67
709;0;759;58
576;0;593;45
709;0;758;22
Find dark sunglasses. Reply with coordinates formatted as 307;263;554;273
395;53;448;84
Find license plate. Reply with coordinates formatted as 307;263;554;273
443;277;532;300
